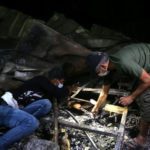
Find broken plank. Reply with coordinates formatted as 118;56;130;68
70;97;94;105
70;81;93;99
53;99;59;144
103;104;128;114
58;119;117;137
81;88;129;96
115;107;128;150
102;104;128;150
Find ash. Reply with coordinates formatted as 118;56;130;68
58;109;117;150
8;104;150;150
8;107;150;150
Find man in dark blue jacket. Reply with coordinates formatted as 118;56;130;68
0;66;69;150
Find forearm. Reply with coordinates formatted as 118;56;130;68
131;82;150;100
131;69;150;100
95;93;108;108
92;84;110;112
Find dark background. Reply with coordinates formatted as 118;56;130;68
0;0;150;41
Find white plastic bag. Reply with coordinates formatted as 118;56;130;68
1;92;19;109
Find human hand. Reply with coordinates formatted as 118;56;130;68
119;95;134;106
91;106;99;117
67;82;79;95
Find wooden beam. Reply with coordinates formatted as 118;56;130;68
103;104;128;114
81;88;129;96
64;110;99;150
70;81;94;99
115;107;128;150
103;104;128;150
58;119;117;137
70;97;95;105
53;99;59;144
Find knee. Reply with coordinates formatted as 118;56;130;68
31;117;39;129
25;116;39;132
43;99;52;113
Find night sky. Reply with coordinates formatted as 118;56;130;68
0;0;150;41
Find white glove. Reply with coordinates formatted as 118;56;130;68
1;92;19;109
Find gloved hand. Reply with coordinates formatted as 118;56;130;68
1;92;19;109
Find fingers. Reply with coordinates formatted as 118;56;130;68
91;108;99;117
119;100;127;106
119;97;126;105
119;96;128;106
119;98;130;106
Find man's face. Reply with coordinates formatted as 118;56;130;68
96;62;109;77
50;78;65;88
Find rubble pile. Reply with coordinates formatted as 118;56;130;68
0;5;150;150
0;6;132;83
7;87;150;150
7;109;141;150
58;109;119;150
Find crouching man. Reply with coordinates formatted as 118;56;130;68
0;66;69;149
86;43;150;149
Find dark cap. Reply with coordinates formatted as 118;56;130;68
86;52;109;72
48;66;65;80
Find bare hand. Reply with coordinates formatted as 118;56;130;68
91;106;99;117
119;95;134;106
67;83;79;95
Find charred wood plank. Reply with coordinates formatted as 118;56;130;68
58;119;117;137
103;104;128;150
41;116;117;137
53;99;59;144
64;110;99;150
70;97;94;104
81;88;129;96
70;81;94;99
103;104;128;114
115;107;128;150
70;97;96;106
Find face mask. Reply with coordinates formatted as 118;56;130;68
97;71;110;77
58;83;64;88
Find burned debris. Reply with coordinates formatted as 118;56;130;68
0;6;132;88
0;5;150;150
